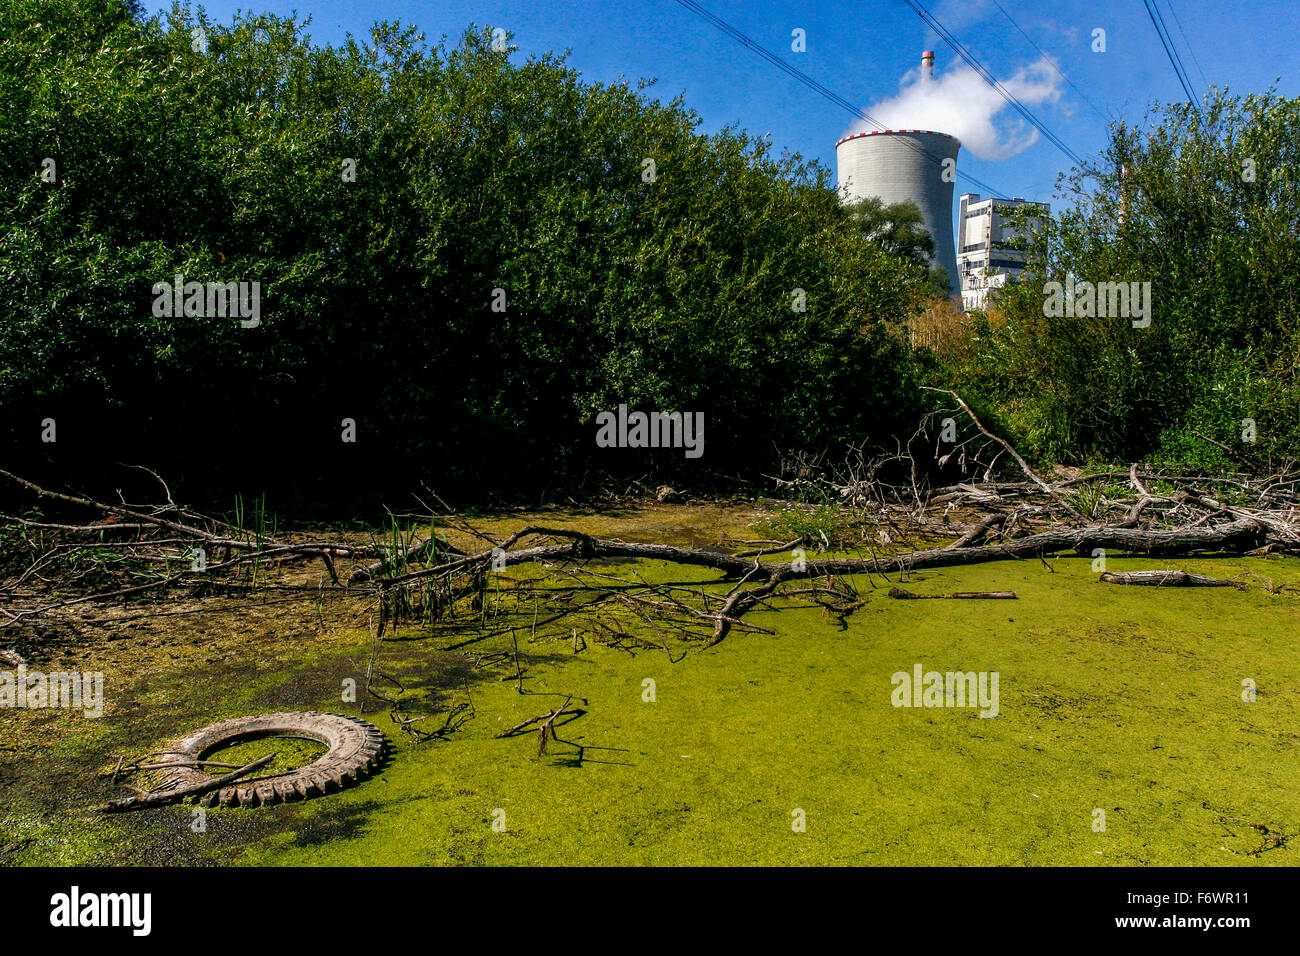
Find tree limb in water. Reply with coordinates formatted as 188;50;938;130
99;753;275;813
1099;570;1243;588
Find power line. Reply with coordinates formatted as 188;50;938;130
667;0;1014;199
1163;0;1209;90
988;0;1115;128
1149;0;1199;102
1142;0;1201;110
897;2;1082;165
901;0;1086;168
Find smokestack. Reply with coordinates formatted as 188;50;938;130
921;50;935;82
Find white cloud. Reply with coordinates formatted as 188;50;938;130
849;56;1064;161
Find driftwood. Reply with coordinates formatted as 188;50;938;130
98;752;275;813
537;694;573;757
495;699;581;742
1099;570;1243;588
888;588;1017;599
381;518;1267;583
921;386;1090;522
3;386;1298;650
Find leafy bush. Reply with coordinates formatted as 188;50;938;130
0;0;933;506
939;89;1300;469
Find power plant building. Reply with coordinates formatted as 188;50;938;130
956;194;1050;310
836;128;962;294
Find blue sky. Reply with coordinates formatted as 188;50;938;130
143;0;1297;210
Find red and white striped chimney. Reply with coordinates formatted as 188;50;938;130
921;50;935;81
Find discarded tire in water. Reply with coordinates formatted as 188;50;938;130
157;712;388;808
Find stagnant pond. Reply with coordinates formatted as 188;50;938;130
4;507;1298;865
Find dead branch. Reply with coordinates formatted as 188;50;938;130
537;694;573;757
348;533;465;583
496;700;581;740
888;588;1017;599
99;752;275;813
1099;570;1243;588
920;387;1089;521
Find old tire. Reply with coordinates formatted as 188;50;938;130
157;712;388;808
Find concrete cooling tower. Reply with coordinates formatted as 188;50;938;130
836;128;961;295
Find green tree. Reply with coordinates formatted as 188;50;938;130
0;0;932;504
846;196;949;296
949;88;1300;468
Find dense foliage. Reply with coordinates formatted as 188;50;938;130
0;0;934;505
946;89;1300;470
7;1;1293;506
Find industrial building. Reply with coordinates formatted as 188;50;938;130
834;52;1049;306
956;194;1049;311
835;52;961;294
836;127;962;295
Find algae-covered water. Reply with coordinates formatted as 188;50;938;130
2;507;1298;866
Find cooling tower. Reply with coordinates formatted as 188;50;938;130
836;129;961;294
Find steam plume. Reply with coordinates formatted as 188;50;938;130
851;57;1063;161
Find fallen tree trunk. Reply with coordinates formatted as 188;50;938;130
375;517;1268;643
1099;570;1242;588
2;455;1291;646
810;518;1267;575
888;588;1017;599
382;517;1268;585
